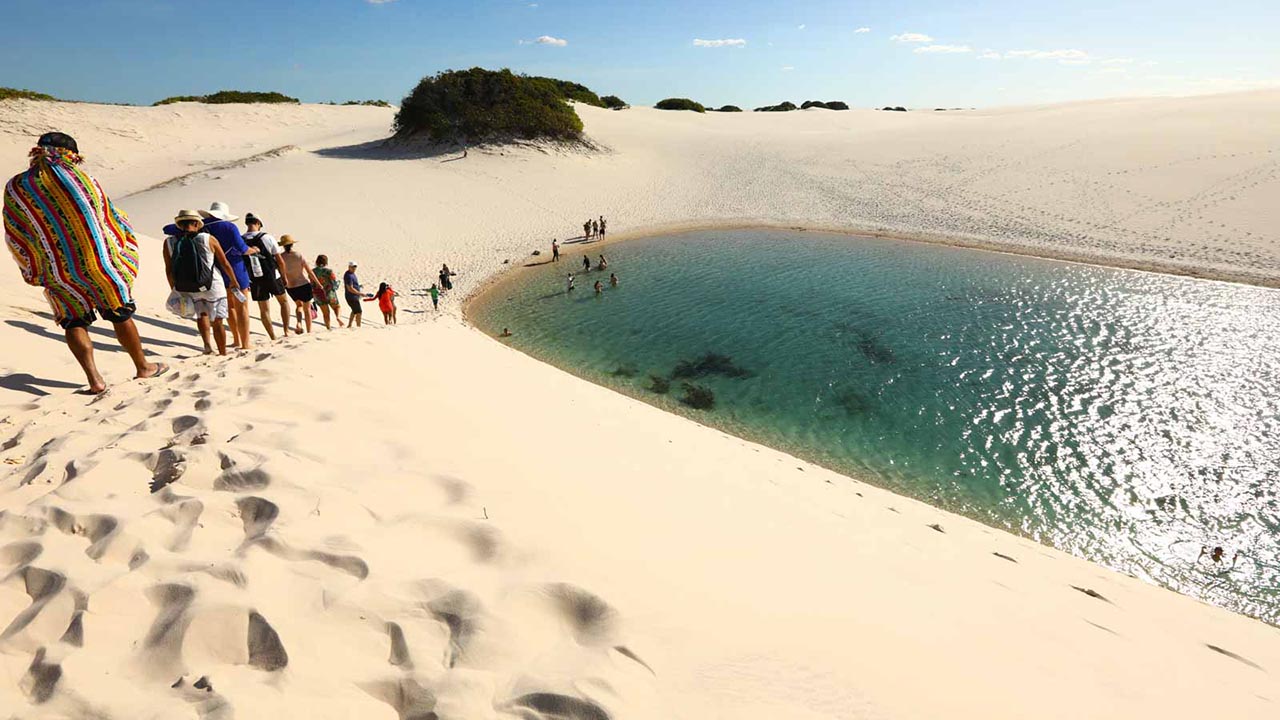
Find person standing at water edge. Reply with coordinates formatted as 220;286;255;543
582;254;591;272
567;273;575;292
591;218;599;239
583;219;591;240
242;213;291;339
279;235;321;335
3;132;166;392
163;210;241;356
552;239;560;262
195;202;252;349
344;261;364;328
599;216;607;238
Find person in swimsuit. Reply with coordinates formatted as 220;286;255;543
594;279;603;295
598;254;608;271
609;272;619;287
552;239;560;262
366;282;397;324
279;235;321;334
311;255;344;329
582;254;591;272
567;273;575;292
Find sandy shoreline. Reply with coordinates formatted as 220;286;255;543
3;94;1280;718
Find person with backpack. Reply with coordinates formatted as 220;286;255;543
241;212;291;340
4;132;167;393
163;210;241;356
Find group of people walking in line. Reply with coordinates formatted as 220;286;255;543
1;132;428;392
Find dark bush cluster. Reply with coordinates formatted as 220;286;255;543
154;90;300;106
880;106;908;112
394;68;586;143
654;98;707;113
801;100;849;110
754;101;798;112
647;375;671;394
529;77;605;107
343;99;392;107
0;87;57;102
710;105;743;112
601;95;628;109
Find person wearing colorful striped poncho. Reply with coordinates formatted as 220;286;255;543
4;132;166;393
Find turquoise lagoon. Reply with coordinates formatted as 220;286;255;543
470;229;1280;623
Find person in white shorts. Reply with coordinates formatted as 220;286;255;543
163;210;242;356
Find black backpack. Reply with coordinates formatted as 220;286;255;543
172;233;214;292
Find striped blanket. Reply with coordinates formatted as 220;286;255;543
4;146;139;324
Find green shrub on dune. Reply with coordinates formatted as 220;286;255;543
343;99;392;107
530;77;606;107
601;95;628;109
655;98;707;112
711;105;743;112
754;101;798;112
154;90;300;106
1;87;58;102
394;67;586;143
801;100;849;110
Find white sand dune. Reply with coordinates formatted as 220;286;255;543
1;93;1279;719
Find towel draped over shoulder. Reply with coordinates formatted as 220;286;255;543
3;146;139;323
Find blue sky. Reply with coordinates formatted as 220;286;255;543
2;0;1277;108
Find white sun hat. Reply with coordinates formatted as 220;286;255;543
198;201;239;222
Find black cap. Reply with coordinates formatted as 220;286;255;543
37;132;78;153
245;213;262;226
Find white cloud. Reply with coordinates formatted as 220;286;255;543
797;24;806;30
890;32;933;43
1101;57;1135;65
914;44;972;54
781;65;795;71
1005;48;1090;64
366;0;396;4
854;27;871;33
978;50;1002;60
694;38;747;48
535;35;567;46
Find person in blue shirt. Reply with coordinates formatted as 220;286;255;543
197;202;252;348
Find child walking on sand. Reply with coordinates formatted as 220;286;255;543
366;282;397;324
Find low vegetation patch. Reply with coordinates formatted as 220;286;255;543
0;87;58;102
880;106;908;112
343;99;392;107
801;100;849;110
154;90;300;106
601;95;628;109
394;68;587;143
711;105;743;112
754;101;798;112
655;98;706;113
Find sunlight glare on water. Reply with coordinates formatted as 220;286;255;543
472;229;1280;623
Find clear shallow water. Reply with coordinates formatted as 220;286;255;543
472;229;1280;623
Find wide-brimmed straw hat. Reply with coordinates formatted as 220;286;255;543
280;234;296;246
174;210;204;227
198;201;239;223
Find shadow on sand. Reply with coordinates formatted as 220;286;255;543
0;373;82;397
312;138;464;162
